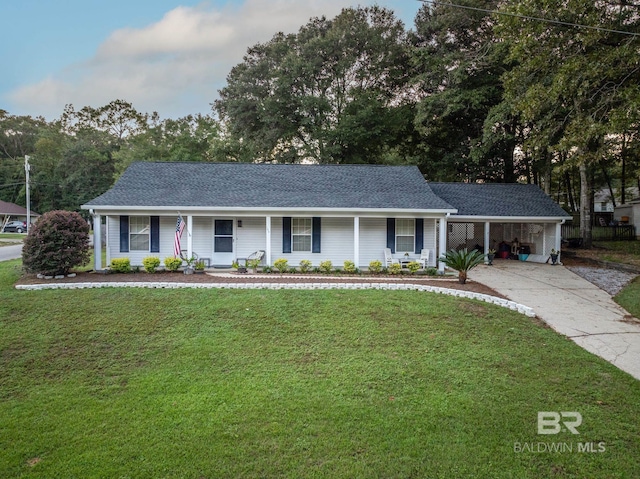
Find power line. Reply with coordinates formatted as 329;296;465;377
418;0;640;37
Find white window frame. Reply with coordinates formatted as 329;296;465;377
130;216;150;252
395;218;415;253
292;217;312;252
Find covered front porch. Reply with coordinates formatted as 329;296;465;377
91;212;448;272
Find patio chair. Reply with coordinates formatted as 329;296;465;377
237;250;264;269
245;250;265;266
384;248;399;267
418;249;429;269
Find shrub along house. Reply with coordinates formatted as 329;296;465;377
82;162;570;271
82;162;456;271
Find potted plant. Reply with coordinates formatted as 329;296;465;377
247;258;261;274
183;256;197;274
232;260;247;274
194;259;206;274
550;249;560;265
487;249;496;266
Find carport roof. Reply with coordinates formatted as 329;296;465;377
428;183;571;219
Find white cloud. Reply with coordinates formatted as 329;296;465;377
8;0;354;120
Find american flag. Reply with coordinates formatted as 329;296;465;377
173;215;185;257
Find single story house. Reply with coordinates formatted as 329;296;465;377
82;162;570;271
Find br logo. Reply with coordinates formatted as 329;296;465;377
537;412;582;435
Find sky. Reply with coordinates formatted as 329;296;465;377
1;0;422;121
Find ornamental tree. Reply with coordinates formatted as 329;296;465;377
22;210;91;276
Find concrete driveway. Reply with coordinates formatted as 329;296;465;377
469;260;640;381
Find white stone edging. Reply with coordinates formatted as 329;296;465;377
15;281;536;318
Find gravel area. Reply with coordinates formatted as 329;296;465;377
565;266;638;296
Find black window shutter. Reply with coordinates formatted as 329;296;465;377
150;216;160;253
386;218;395;253
312;217;321;253
415;218;424;254
120;216;129;252
283;217;292;253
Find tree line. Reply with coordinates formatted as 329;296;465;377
2;1;639;245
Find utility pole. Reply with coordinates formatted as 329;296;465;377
24;155;31;233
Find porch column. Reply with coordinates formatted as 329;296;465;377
93;213;102;271
353;216;360;268
438;216;447;273
555;222;562;263
265;216;272;266
187;215;193;258
484;221;490;263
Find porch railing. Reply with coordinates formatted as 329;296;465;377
561;224;637;242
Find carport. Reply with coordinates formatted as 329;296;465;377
429;183;572;264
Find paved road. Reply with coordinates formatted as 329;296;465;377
0;243;23;262
470;261;640;381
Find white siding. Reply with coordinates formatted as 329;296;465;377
236;217;267;259
359;218;387;267
359;218;437;268
191;216;213;260
270;217;354;267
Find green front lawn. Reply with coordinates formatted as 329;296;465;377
616;276;640;318
1;260;639;477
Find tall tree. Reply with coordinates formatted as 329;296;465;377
498;0;640;246
411;0;519;181
216;6;411;164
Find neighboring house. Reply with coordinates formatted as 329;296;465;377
429;183;572;263
0;199;40;229
82;162;570;271
594;187;639;213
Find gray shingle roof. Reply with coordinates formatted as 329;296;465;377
428;182;571;218
84;162;455;211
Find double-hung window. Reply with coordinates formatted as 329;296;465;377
292;218;312;252
395;219;415;253
130;216;150;251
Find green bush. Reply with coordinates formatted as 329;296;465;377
274;258;289;273
319;260;333;274
426;267;438;276
164;256;183;272
299;259;312;273
22;210;90;276
142;256;161;273
388;263;402;275
110;258;131;273
368;260;383;274
247;259;261;273
439;248;485;284
288;267;298;274
407;261;421;274
343;260;356;274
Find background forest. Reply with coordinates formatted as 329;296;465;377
2;1;639;240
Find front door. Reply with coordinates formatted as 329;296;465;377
213;219;234;267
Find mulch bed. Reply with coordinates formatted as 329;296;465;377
15;270;506;298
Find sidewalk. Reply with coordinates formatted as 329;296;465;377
469;261;640;380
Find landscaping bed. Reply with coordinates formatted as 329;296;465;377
15;269;506;298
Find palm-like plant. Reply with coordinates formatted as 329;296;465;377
439;248;485;284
